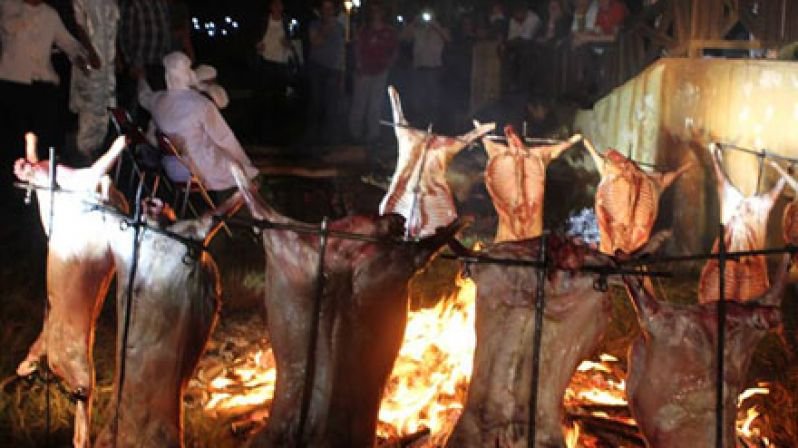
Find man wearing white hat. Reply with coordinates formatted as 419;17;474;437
137;51;259;191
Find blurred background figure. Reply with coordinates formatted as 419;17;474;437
348;1;397;146
255;0;297;144
69;0;119;164
442;12;477;132
501;1;540;97
306;0;345;144
118;0;172;110
487;1;508;40
402;2;450;127
532;0;571;96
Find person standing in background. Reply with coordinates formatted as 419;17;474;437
306;0;345;144
255;0;294;143
348;2;397;145
167;0;194;61
502;1;540;95
402;3;450;127
70;0;119;163
0;0;98;169
119;0;171;92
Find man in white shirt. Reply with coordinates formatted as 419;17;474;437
254;0;294;143
138;52;259;192
502;2;540;95
0;0;98;167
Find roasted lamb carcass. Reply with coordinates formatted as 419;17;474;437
768;161;798;259
583;140;692;255
698;145;785;304
12;134;128;448
479;123;582;242
380;86;494;237
95;196;240;448
232;166;460;447
623;255;789;447
448;235;624;448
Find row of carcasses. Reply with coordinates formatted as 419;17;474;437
12;86;797;447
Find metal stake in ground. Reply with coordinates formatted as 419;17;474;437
529;234;548;448
44;146;57;448
113;178;145;448
296;216;330;447
715;223;727;448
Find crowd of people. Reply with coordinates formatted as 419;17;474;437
0;0;636;201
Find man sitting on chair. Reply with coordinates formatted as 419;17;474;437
137;51;258;192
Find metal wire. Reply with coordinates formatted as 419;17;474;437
44;147;56;448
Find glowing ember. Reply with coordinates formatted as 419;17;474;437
199;286;777;447
376;274;477;444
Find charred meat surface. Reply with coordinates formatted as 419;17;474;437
622;255;788;447
233;167;459;447
448;236;613;448
94;197;237;448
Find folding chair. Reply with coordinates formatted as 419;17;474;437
154;131;218;219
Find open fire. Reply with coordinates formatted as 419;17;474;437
198;280;778;447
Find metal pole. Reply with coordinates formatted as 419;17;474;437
113;178;145;448
715;223;727;448
44;146;56;448
297;216;330;447
529;234;548;448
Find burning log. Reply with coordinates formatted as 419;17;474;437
94;196;240;447
621;255;789;447
12;134;128;448
231;166;461;447
447;236;616;448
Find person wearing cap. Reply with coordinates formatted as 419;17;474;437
137;52;259;192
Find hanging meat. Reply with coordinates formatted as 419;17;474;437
479;123;582;242
12;134;128;448
380;86;494;237
622;255;788;447
768;161;798;259
448;236;622;447
698;145;785;303
232;165;461;447
583;139;692;255
94;195;240;448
